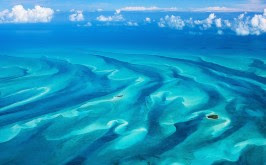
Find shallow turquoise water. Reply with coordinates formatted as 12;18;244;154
0;12;266;165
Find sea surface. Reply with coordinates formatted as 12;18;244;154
0;12;266;165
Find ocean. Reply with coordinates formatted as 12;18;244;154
0;12;265;165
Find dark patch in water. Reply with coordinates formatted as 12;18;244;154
207;114;219;120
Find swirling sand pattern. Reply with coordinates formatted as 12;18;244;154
0;54;265;165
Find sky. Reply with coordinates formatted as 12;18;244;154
0;0;265;11
0;0;266;36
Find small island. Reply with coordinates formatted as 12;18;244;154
207;114;219;120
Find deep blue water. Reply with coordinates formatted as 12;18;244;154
0;12;266;165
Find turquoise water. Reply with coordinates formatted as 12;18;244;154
0;12;266;165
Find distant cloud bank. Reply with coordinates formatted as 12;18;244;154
191;7;242;12
119;6;179;12
118;6;260;12
0;5;54;23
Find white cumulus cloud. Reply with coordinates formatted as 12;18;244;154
157;9;266;36
250;14;266;34
215;18;222;28
0;5;54;23
158;15;185;30
233;11;266;36
194;13;217;29
69;10;84;22
224;20;232;27
96;15;124;22
96;10;124;22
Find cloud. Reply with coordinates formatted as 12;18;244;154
145;17;151;23
97;9;103;12
238;0;266;11
119;6;179;12
157;9;266;36
205;13;216;28
77;22;92;27
126;21;138;26
215;18;222;28
192;7;242;12
69;10;84;22
224;20;232;27
234;14;250;36
115;9;121;14
233;11;266;35
158;15;185;30
251;14;266;33
0;5;54;23
96;15;124;22
85;22;92;27
194;13;219;29
158;13;222;31
217;30;223;35
96;10;124;22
